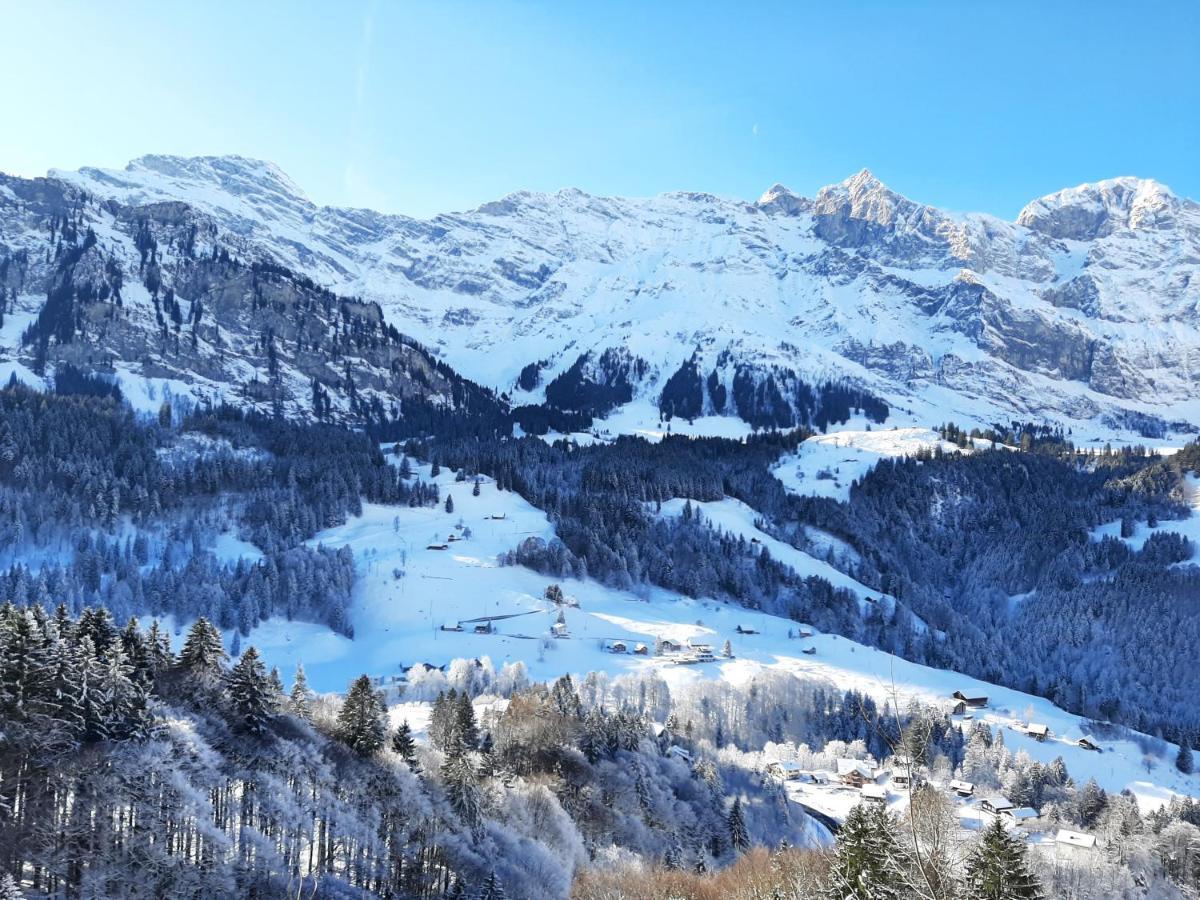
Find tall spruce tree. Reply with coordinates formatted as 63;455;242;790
289;663;313;720
336;675;387;755
225;646;274;734
963;817;1045;900
176;617;227;684
392;720;418;766
825;803;908;900
728;797;750;853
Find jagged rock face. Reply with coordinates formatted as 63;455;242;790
4;157;1200;437
0;175;499;425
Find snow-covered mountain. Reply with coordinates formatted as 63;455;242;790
6;154;1200;438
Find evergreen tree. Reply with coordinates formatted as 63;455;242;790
392;720;418;766
336;675;387;755
445;494;455;514
1177;740;1194;775
0;872;22;900
728;797;750;853
455;691;479;750
476;871;505;900
289;663;313;720
963;817;1045;900
225;646;274;734
825;803;908;900
472;477;481;497
176;617;227;684
441;749;480;828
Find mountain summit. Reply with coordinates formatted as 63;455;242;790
3;156;1199;440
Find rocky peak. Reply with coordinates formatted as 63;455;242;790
756;183;811;216
1016;177;1179;240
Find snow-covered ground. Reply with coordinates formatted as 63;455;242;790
212;456;1200;813
1091;473;1200;564
771;426;968;502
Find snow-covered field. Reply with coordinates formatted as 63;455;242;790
771;426;968;502
216;456;1200;813
1091;473;1200;564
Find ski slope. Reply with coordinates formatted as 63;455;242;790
217;458;1200;812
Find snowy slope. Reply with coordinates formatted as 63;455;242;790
33;156;1200;442
199;459;1200;813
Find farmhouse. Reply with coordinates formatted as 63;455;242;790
440;622;464;632
1055;829;1097;859
608;641;628;654
978;796;1014;815
658;638;683;654
633;643;649;655
550;622;570;639
473;623;493;635
1024;723;1050;742
767;760;805;780
736;625;759;635
836;760;874;788
1004;807;1040;826
860;784;888;804
949;779;975;797
426;542;449;551
801;646;817;655
951;691;988;709
1076;737;1101;752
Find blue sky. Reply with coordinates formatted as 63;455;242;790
2;1;1197;218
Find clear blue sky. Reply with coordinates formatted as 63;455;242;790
2;1;1197;218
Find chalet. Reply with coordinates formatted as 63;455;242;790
426;542;449;551
667;746;693;764
473;623;493;635
440;622;464;632
801;646;817;655
798;629;814;639
659;638;683;654
687;638;714;656
1004;807;1040;826
950;700;968;716
488;513;507;521
550;622;570;639
951;691;988;709
860;784;888;804
1076;737;1101;752
736;625;759;635
767;760;805;780
978;796;1014;815
1054;829;1097;857
1024;723;1050;742
836;759;874;788
609;641;628;654
633;643;649;655
949;779;975;797
447;533;460;542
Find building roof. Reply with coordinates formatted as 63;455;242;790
837;759;874;778
1006;807;1039;820
860;784;888;800
1025;723;1050;736
1055;829;1097;849
979;795;1013;810
949;779;974;793
771;760;804;772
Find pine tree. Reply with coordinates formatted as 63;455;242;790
0;872;22;900
455;691;479;750
445;494;454;514
963;817;1045;900
289;663;313;720
728;797;750;853
1176;740;1194;775
336;675;387;755
825;803;908;900
441;749;480;827
392;719;418;765
476;871;505;900
176;617;227;684
267;666;285;710
472;477;481;497
226;646;274;733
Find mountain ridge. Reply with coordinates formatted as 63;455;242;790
5;155;1200;441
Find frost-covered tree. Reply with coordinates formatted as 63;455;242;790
336;675;387;755
225;646;274;733
963;817;1044;900
728;798;750;853
825;803;908;900
176;617;226;684
289;662;312;720
392;720;417;766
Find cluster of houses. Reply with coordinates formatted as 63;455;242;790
767;751;1100;858
440;620;496;635
657;636;717;664
604;639;651;656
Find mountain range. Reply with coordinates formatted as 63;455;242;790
3;154;1198;440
